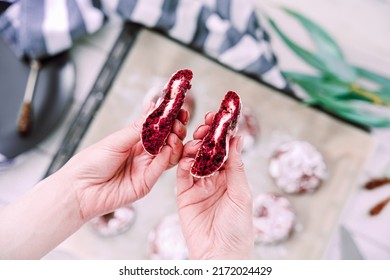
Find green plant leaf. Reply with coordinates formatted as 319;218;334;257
340;109;390;128
319;54;357;83
373;91;390;104
282;7;344;59
354;66;390;89
284;71;350;96
350;86;390;105
268;18;325;69
267;17;356;83
336;108;390;128
290;76;390;127
335;93;381;103
286;71;390;105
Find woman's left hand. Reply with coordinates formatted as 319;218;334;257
61;103;189;221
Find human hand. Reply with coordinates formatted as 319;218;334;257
176;112;254;260
60;103;189;221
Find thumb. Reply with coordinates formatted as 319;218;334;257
97;119;142;153
225;136;251;197
176;157;195;195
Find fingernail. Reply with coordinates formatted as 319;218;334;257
194;124;203;133
192;139;202;146
173;134;178;144
236;136;244;153
183;110;190;125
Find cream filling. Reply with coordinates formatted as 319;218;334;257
154;79;182;130
213;101;236;141
162;79;182;118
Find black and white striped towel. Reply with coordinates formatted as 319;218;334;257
0;0;287;89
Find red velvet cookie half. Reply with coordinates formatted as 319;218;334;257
141;69;193;155
190;91;241;178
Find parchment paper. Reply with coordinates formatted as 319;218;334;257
58;30;375;260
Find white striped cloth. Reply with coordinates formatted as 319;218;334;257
0;0;287;89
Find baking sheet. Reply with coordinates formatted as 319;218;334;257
57;29;374;260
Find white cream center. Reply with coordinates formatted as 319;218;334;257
153;79;183;130
161;79;182;118
213;101;236;140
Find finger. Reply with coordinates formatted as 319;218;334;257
172;119;187;141
144;145;172;187
177;109;190;125
204;111;216;125
182;139;202;158
225;136;252;201
166;133;184;168
97;119;142;153
176;157;194;195
193;124;210;140
190;112;215;140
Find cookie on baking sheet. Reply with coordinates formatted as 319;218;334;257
148;214;188;260
89;204;136;237
269;140;327;194
253;192;296;244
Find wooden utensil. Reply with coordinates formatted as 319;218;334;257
17;60;41;136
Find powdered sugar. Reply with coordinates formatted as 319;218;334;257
253;193;296;244
269;140;327;193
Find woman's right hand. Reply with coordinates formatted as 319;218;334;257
176;112;254;259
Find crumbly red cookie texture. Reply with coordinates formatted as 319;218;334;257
269;140;327;194
253;193;296;244
143;81;196;122
190;91;241;178
141;69;193;155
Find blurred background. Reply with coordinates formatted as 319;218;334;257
257;0;390;78
0;0;389;259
